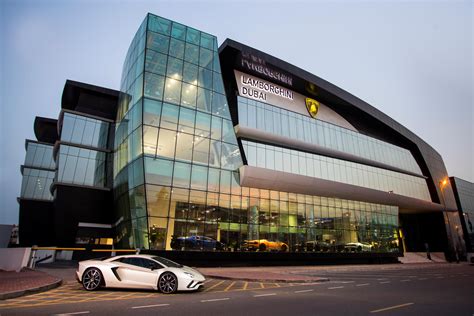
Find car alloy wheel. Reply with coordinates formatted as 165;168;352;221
82;268;102;291
158;272;178;294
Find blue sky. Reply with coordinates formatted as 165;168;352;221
0;0;472;224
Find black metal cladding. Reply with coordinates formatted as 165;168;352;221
219;39;457;210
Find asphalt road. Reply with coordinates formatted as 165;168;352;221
1;264;473;315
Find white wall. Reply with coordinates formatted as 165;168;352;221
0;248;31;272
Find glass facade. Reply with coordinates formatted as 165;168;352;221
242;140;431;201
238;96;423;175
55;111;111;189
60;112;109;149
112;13;401;254
452;178;474;252
56;145;107;188
20;142;55;201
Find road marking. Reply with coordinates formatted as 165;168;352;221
201;298;230;303
328;286;344;289
418;278;428;280
377;278;388;280
243;281;248;290
131;304;170;309
400;279;411;282
436;276;444;279
224;281;236;292
356;283;370;287
379;281;391;284
295;289;314;293
54;312;90;316
370;302;414;313
204;280;225;292
254;293;277;297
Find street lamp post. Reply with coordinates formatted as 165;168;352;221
439;178;459;262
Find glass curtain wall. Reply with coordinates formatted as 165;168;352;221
20;142;55;201
114;13;400;253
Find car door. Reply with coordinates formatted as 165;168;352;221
114;257;159;289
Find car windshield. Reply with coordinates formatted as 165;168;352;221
151;256;183;268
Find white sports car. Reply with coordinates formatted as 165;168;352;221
76;254;205;293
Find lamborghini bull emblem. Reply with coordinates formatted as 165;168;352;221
305;98;320;119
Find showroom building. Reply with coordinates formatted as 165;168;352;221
18;13;466;262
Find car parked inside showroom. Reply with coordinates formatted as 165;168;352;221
170;235;225;251
76;254;205;293
242;239;289;252
344;242;373;252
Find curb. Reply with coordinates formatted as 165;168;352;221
0;278;63;300
203;274;330;283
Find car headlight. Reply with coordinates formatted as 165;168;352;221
184;272;194;279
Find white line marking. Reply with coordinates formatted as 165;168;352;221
400;279;411;282
132;304;170;309
253;293;277;297
436;276;444;279
328;286;344;289
294;289;314;293
370;302;414;313
201;298;230;303
379;281;391;284
54;312;90;316
356;283;370;287
418;278;428;280
377;278;388;280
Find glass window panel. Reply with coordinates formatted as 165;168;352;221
144;72;165;101
222;119;235;144
220;170;231;194
145;158;173;186
207;168;220;192
211;116;222;140
148;15;171;35
212;93;229;118
183;62;198;84
198;67;212;88
193;137;210;165
181;82;197;108
166;57;183;80
199;48;213;69
213;72;225;94
143;98;162;126
164;78;182;104
175;133;194;162
178;107;195;133
171;21;186;40
190;164;208;191
196;87;212;112
143;126;158;156
157;129;177;159
169;38;185;59
184;42;199;64
145;50;167;75
186;27;200;45
195;111;211;138
160;102;179;130
221;143;241;170
209;139;221;168
200;33;214;50
147;31;169;54
173;162;191;188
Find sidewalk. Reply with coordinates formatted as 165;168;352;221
198;266;330;283
0;268;62;300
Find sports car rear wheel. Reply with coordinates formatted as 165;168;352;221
158;272;178;294
82;267;102;291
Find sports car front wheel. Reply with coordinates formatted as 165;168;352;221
158;272;178;294
82;268;103;291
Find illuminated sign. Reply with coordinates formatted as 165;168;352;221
239;73;293;102
241;52;293;86
305;98;320;119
